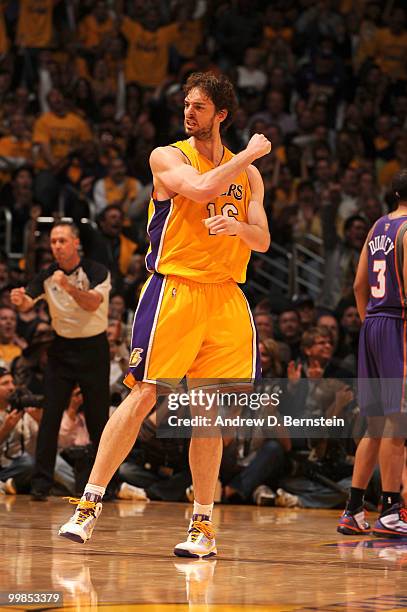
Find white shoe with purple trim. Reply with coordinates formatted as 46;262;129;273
174;515;217;558
58;494;102;544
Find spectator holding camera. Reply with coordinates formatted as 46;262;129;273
0;367;41;495
10;221;111;500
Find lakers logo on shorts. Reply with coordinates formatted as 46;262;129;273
129;348;144;367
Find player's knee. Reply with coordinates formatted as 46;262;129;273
128;383;156;415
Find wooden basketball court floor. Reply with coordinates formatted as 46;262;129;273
2;497;407;612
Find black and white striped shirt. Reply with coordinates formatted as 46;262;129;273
26;259;111;338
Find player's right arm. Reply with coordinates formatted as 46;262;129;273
353;241;370;321
10;287;35;312
149;133;271;204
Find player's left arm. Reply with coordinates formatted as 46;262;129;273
204;165;270;252
353;240;370;322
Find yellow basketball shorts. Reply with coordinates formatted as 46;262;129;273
124;272;260;387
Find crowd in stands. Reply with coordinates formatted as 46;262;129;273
0;0;406;507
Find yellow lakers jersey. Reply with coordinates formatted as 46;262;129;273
145;139;252;283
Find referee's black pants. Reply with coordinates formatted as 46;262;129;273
32;332;110;494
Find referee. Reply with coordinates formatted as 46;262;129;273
11;221;111;500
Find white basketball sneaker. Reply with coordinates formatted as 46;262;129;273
373;504;407;538
174;515;217;559
58;495;102;544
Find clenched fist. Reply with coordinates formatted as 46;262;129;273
246;133;272;161
53;270;71;292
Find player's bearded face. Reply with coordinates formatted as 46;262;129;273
185;113;216;140
184;89;219;140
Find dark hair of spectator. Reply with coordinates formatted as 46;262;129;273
278;307;300;320
11;166;34;182
392;169;407;202
97;204;124;223
335;296;357;320
344;214;366;233
301;325;333;351
254;298;272;314
184;72;238;131
52;220;80;238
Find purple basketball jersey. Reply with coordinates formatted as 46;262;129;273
366;215;407;319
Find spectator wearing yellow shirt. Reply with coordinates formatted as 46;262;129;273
353;1;381;72
17;0;56;48
33;89;92;213
93;157;146;221
77;0;116;57
371;7;407;82
16;0;58;86
91;59;119;106
0;114;32;185
120;7;179;87
0;307;25;367
172;0;204;64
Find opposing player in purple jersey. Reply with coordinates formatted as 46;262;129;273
338;169;407;538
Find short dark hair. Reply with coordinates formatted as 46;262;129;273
301;325;333;351
97;204;124;223
52;220;79;238
392;169;407;202
278;308;300;320
184;72;238;131
344;214;366;233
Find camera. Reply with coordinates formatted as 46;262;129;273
9;388;44;412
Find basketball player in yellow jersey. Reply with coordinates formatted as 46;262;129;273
59;72;271;557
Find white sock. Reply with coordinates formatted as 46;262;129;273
83;483;105;499
193;500;213;520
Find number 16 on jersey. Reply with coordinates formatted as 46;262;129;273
206;202;238;236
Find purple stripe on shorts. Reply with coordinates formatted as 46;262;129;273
253;323;262;381
254;329;262;380
127;273;165;381
146;198;172;272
